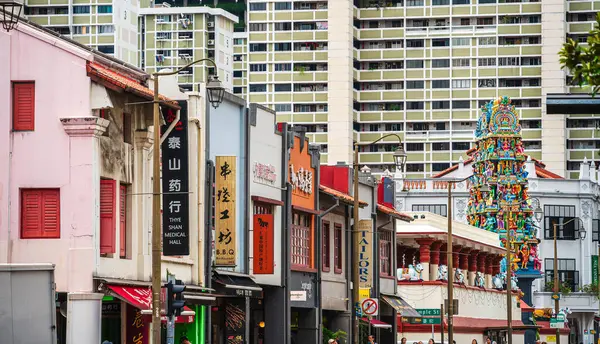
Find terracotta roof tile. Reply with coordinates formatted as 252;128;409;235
86;62;179;109
319;185;368;207
376;203;413;222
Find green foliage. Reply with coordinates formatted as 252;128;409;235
559;12;600;95
544;280;572;295
322;326;347;344
579;283;600;298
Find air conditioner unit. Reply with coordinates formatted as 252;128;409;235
207;22;214;28
207;39;215;46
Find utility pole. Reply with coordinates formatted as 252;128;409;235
446;182;454;344
554;222;560;344
352;144;360;344
151;75;162;344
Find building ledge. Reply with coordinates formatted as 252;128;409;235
60;116;109;137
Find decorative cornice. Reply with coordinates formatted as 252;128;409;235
60;116;109;137
134;129;154;149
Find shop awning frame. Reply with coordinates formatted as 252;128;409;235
360;317;392;329
381;294;421;318
212;270;263;292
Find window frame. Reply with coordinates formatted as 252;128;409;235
544;205;579;240
334;223;342;274
322;221;331;272
544;258;579;292
291;211;314;270
20;188;61;239
379;230;392;276
12;81;36;131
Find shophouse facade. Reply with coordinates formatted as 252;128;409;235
0;19;212;344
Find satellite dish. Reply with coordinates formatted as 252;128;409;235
59;301;68;318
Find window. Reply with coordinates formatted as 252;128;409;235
20;189;60;239
593;219;599;242
406;81;424;89
478;78;496;88
100;179;116;254
379;230;392;276
12;81;35;131
407;39;424;48
233;71;243;78
432;163;450;172
544;205;580;240
249;84;267;93
274;43;291;51
452;58;470;67
119;184;127;258
432;0;450;4
275;63;291;71
275;22;291;31
406;101;424;110
406;143;424;151
275;2;291;10
73;5;90;14
275;104;291;112
72;26;90;34
250;43;267;52
292;212;313;268
406;164;424;172
453;100;470;109
250;63;267;72
233;87;243;94
431;38;450;47
545;259;579;292
249;2;267;11
98;45;114;54
275;84;291;92
98;25;114;34
322;221;330;271
432;59;450;68
452;38;470;46
478;58;496;67
453;142;470;150
432;142;450;151
406;60;424;69
432;101;450;109
97;5;112;14
334;224;342;273
478;37;496;45
249;23;267;31
412;204;448;217
432;80;450;89
452;79;470;89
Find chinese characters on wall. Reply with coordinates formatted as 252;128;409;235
127;304;148;344
215;156;237;266
253;162;277;185
161;102;190;256
253;213;274;274
289;164;313;196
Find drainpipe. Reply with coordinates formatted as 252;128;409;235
203;89;213;344
282;124;292;344
317;197;341;340
7;127;14;263
345;204;352;341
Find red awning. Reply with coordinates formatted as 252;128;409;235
361;317;392;329
106;284;194;324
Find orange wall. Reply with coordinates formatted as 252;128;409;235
289;136;316;210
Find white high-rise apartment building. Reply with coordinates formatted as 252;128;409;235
234;0;598;179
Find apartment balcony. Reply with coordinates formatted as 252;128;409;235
305;132;328;144
357;69;404;81
358;89;405;102
568;149;597;160
404;130;474;141
358;131;405;144
498;23;541;35
358;110;405;122
568;1;597;12
27;14;69;26
533;292;599;313
271;91;327;103
568;128;600;140
359;47;404;60
357;7;404;20
357;27;404;40
405;25;496;37
569;22;595;33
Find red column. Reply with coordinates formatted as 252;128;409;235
439;243;448;265
485;255;494;275
430;241;442;266
452;245;461;268
492;255;502;275
460;247;471;270
478;253;487;273
416;238;435;263
469;250;479;272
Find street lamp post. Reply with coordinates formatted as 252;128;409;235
553;218;585;344
352;134;406;344
445;177;486;344
151;59;224;344
0;0;23;31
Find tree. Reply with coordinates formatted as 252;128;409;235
559;13;600;95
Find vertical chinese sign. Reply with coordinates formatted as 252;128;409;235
253;213;274;274
356;219;373;289
593;255;599;286
127;304;148;344
161;101;190;256
215;156;236;266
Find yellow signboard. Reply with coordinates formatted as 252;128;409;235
546;335;556;343
356;219;373;289
215;156;236;266
359;288;371;301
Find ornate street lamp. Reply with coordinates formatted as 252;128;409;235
392;145;407;172
205;74;225;109
0;0;23;32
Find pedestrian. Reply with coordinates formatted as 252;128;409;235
328;339;337;344
401;338;407;344
180;336;191;344
472;339;478;344
486;338;491;344
368;335;377;344
429;339;435;344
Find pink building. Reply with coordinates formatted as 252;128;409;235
0;20;207;343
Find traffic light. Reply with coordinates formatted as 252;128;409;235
165;279;186;317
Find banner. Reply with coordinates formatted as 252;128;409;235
126;304;148;344
215;156;237;266
593;255;598;286
356;219;373;289
253;213;274;274
161;101;190;256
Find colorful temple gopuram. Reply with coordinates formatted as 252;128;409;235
466;96;542;286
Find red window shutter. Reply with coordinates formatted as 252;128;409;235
21;190;43;238
100;179;116;254
41;190;60;238
119;184;126;258
12;82;35;131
